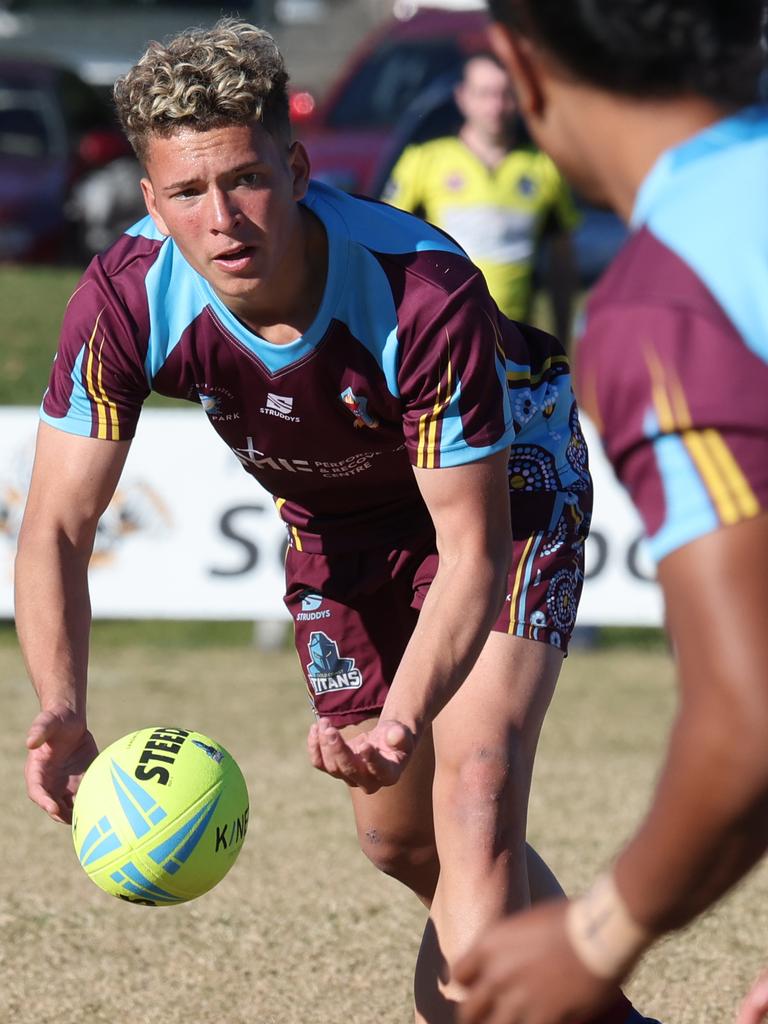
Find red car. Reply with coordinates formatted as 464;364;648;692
0;57;139;262
295;5;489;195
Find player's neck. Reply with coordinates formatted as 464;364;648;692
225;206;328;345
459;124;512;169
575;92;736;222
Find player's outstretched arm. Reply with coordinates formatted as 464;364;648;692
16;423;131;823
308;449;512;793
455;513;768;1023
738;971;768;1024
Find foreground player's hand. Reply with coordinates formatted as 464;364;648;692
307;717;415;794
454;899;619;1024
737;971;768;1024
25;706;99;824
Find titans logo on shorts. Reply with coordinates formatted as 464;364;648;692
577;106;768;563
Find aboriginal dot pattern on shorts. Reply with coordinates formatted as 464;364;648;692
507;444;561;493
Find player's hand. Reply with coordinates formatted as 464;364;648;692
454;899;620;1024
25;706;99;825
737;971;768;1024
307;717;415;794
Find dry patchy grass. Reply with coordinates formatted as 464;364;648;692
1;641;766;1024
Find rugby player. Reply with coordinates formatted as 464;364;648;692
384;51;577;341
17;19;644;1024
454;2;768;1022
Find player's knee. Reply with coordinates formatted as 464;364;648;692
357;823;437;883
437;745;528;841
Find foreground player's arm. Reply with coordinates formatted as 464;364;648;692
613;512;768;928
738;970;768;1024
456;285;768;1020
455;515;768;1024
17;423;131;823
309;449;512;792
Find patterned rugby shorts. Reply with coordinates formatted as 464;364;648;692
284;476;592;728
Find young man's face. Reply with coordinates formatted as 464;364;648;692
455;56;518;142
140;121;310;312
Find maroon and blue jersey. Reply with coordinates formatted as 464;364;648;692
577;106;768;563
43;181;587;553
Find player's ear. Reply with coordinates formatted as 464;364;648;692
288;140;311;201
489;22;546;120
140;177;170;237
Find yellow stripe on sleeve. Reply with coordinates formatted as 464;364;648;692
417;330;455;469
84;314;108;439
682;431;740;524
83;310;121;440
96;334;120;440
426;360;451;470
291;526;303;552
645;346;760;524
416;411;430;469
695;430;760;520
643;347;676;433
481;308;506;364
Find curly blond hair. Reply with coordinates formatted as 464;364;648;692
114;18;291;163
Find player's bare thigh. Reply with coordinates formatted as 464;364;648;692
433;631;563;773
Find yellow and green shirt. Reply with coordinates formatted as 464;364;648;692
384;136;578;320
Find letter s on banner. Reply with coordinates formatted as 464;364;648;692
209;504;266;577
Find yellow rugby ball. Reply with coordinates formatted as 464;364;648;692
72;726;249;906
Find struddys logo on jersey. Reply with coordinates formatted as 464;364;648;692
195;384;240;422
340;387;379;429
296;590;332;622
260;392;300;423
305;631;363;694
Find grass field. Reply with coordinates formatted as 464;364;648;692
3;638;767;1024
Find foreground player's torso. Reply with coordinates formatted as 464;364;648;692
44;183;526;551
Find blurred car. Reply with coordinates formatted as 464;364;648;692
296;4;489;195
0;57;144;262
0;1;277;97
298;4;628;287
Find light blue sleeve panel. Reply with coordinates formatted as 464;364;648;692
643;409;720;562
633;106;768;363
437;364;514;469
39;348;93;436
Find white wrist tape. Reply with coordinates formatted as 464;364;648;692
565;873;653;980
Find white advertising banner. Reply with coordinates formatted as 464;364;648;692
0;408;663;625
